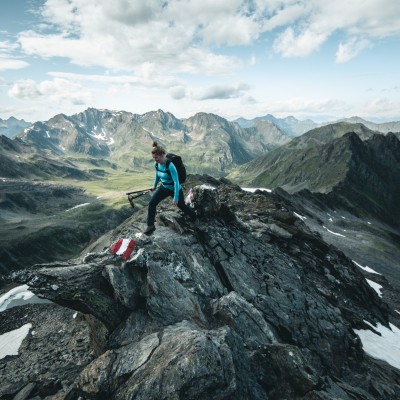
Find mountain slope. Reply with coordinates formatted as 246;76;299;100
235;114;318;136
0;179;131;273
337;116;400;134
228;129;400;226
235;114;400;137
334;132;400;223
0;135;92;180
0;117;31;138
227;121;379;188
2;178;399;399
242;120;292;150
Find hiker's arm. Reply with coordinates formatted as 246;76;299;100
169;163;180;203
153;173;160;190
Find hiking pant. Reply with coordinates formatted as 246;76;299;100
147;186;195;226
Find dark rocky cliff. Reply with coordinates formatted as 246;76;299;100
1;176;399;399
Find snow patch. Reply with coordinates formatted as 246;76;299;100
200;184;216;190
0;323;32;359
352;260;381;275
66;203;90;212
294;212;307;221
366;279;383;297
355;321;400;370
322;226;346;237
242;187;272;193
0;285;51;312
127;248;144;262
0;285;32;312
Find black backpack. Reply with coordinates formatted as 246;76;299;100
156;153;187;183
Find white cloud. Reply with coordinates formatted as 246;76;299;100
10;0;400;76
201;15;259;46
8;78;93;105
263;2;309;31
193;82;250;100
13;0;400;77
360;98;400;120
17;0;242;75
270;0;400;60
8;79;41;99
0;58;29;71
240;94;258;105
102;1;158;25
48;71;183;91
0;39;21;53
170;86;186;100
273;27;328;57
2;0;400;123
265;97;349;116
336;38;372;63
0;40;29;71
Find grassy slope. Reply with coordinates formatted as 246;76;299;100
0;168;155;274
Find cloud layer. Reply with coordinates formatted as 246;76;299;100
1;0;400;121
16;0;400;72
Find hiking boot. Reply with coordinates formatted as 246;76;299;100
143;225;155;235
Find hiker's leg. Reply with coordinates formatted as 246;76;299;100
177;189;196;220
147;187;170;226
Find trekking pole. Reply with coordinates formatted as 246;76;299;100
126;188;153;196
126;188;152;208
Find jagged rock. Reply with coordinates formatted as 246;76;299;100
78;320;259;399
10;259;129;331
3;177;400;399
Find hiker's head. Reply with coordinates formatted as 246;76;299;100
151;141;166;162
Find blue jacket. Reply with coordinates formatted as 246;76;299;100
153;161;181;202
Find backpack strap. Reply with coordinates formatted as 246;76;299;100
165;159;171;173
155;160;172;177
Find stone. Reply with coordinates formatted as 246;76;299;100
2;177;399;399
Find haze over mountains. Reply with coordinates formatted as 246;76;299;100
0;117;31;139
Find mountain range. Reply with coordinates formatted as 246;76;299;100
1;107;400;399
1;108;399;267
228;122;400;227
1;108;295;179
235;114;400;136
1;108;399;181
0;116;31;138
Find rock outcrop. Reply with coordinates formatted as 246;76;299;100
2;176;400;399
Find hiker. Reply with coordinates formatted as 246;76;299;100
143;141;196;235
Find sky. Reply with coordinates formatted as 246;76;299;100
0;0;400;123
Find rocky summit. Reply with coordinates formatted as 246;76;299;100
1;176;400;399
